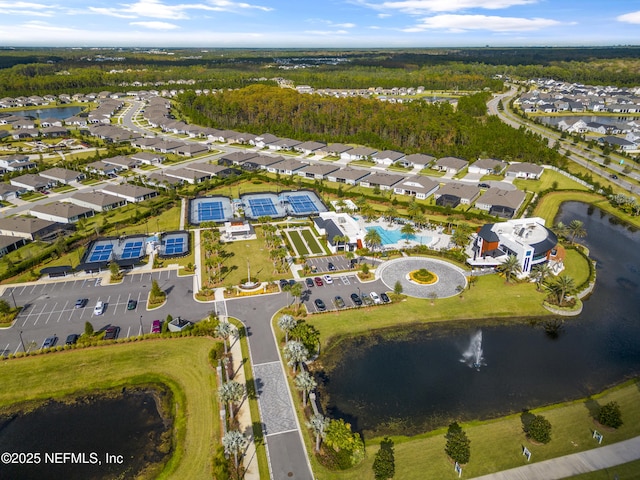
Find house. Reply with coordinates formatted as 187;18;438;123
327;167;370;185
39;167;85;185
295;141;327;155
0;183;25;201
267;138;302;151
218;151;260;167
0;155;36;172
557;118;588;133
102;156;141;170
175;143;209;157
100;184;158;203
434;182;480;207
505;163;544;180
313;212;366;253
85;160;121;177
0;217;66;241
163;167;211;184
30;201;95;224
129;151;165;165
145;172;185;189
468;158;507;176
297;163;340;180
151;139;184;153
359;172;404;190
371;150;405;166
393;177;439;200
475;188;526;218
39;118;63;128
131;137;162;150
185;162;239;178
241;155;283;171
266;158;308;175
253;133;280;148
68;191;126;212
0;235;27;258
433;157;469;174
599;136;638;151
324;143;353;157
397;153;435;169
10;174;54;192
41;126;68;138
341;146;377;162
468;217;560;276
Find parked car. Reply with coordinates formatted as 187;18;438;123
350;293;363;306
361;293;373;306
334;296;346;309
93;301;105;316
323;274;333;285
75;298;88;308
127;299;137;310
314;277;324;286
288;279;297;287
380;292;391;304
328;262;336;271
65;333;79;345
103;326;120;340
42;335;58;349
151;320;162;334
279;279;289;289
478;183;491;189
314;298;327;311
370;292;381;304
305;277;314;288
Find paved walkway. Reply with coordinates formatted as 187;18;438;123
471;436;640;479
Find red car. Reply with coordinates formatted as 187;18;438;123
152;320;162;334
314;277;324;286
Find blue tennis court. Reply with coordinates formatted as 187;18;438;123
164;237;186;255
88;244;113;262
121;240;143;260
288;194;319;214
197;201;225;222
247;198;278;217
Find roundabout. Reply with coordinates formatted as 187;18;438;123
376;257;467;299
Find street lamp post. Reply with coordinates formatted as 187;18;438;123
19;330;26;353
10;289;17;309
139;315;144;335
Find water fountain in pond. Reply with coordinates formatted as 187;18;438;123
461;330;484;370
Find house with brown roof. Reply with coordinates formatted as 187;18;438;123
327;167;370;185
475;188;526;218
434;182;480;207
359;172;404;190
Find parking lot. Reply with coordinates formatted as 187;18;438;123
304;254;381;274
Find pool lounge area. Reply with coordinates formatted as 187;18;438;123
358;218;450;250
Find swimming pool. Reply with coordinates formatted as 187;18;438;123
366;226;432;246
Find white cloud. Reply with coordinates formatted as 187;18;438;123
15;21;78;32
377;13;392;18
404;14;560;32
305;30;350;36
87;0;271;21
617;11;640;24
0;0;57;16
361;0;538;14
130;21;180;30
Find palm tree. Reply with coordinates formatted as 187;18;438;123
289;281;304;308
222;430;247;470
400;223;416;243
294;370;317;407
277;314;297;343
407;199;422;218
553;221;568;240
497;255;522;283
218;380;245;418
384;206;398;224
283;340;309;373
307;413;330;452
215;321;233;355
553;274;576;305
531;263;553;291
364;228;383;254
567;220;587;244
412;212;427;229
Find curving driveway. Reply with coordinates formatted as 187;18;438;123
376;257;468;299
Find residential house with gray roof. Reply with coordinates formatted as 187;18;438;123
475;188;526;218
505;162;544;180
10;174;54;192
434;182;480;207
297;163;340;180
359;172;404;190
0;217;67;241
371;150;405;166
433;156;469;175
30;201;95;224
468;158;507;175
100;184;158;203
393;176;440;200
341;146;377;161
39;167;85;185
69;191;126;212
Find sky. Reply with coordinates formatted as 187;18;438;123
1;0;640;48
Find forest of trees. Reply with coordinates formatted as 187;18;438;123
177;85;562;163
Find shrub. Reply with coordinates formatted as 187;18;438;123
372;437;395;480
526;414;552;444
598;401;623;429
445;422;471;464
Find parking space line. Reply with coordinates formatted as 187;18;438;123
32;304;48;326
18;286;27;295
126;326;131;338
44;302;58;324
29;285;39;294
56;301;69;323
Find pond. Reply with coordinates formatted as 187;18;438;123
320;202;640;437
0;388;172;479
5;106;84;120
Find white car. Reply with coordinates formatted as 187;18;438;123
370;292;381;304
323;274;333;285
93;301;105;316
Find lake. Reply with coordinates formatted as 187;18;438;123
5;106;84;120
320;202;640;437
0;388;172;479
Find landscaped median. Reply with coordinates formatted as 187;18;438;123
0;337;221;479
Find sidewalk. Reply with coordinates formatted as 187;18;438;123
471;436;640;480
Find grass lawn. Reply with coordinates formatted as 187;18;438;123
308;273;549;350
311;379;640;480
562;247;592;287
301;229;323;254
569;459;640;479
51;185;76;193
533;191;640;228
513;169;591;193
288;230;310;256
0;337;221;479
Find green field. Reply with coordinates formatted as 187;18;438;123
301;229;324;254
0;338;221;479
288;230;310;256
